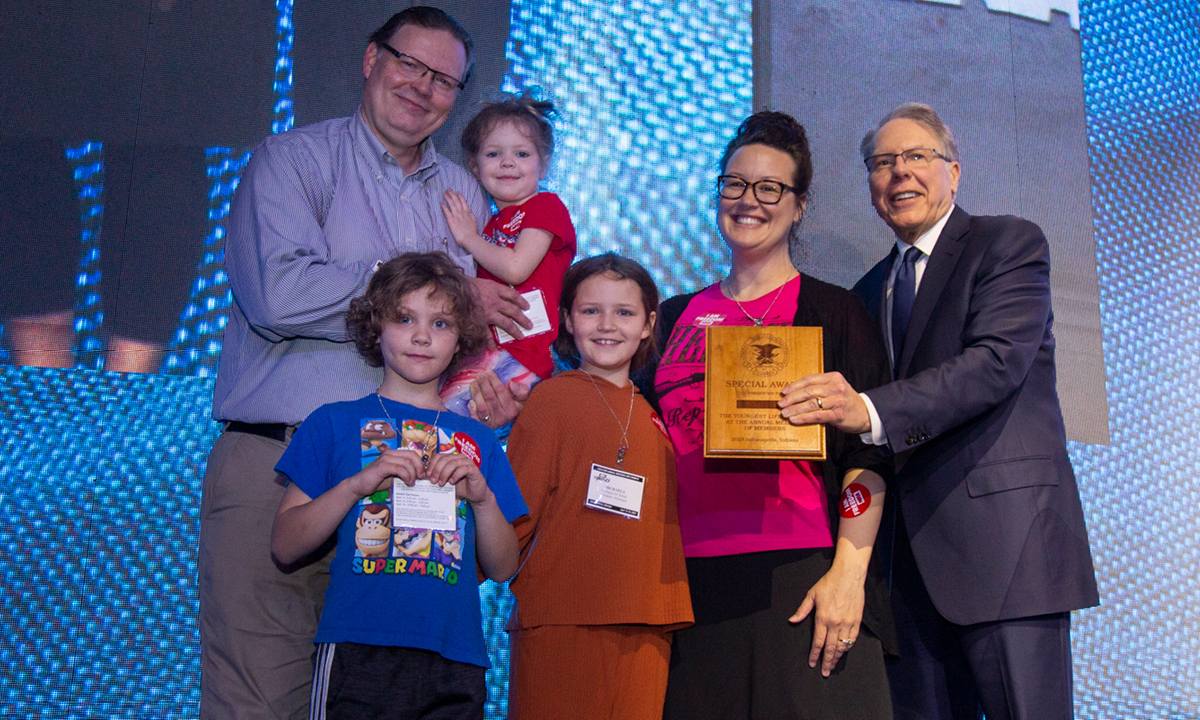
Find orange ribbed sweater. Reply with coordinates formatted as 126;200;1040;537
506;370;693;630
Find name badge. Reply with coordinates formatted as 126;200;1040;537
585;463;645;520
494;289;553;344
392;479;457;532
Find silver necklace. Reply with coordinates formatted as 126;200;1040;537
584;372;635;468
723;275;793;326
376;393;442;467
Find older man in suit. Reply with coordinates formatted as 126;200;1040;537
781;103;1098;720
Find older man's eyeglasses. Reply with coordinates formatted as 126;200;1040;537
864;148;949;174
717;175;798;205
376;41;466;94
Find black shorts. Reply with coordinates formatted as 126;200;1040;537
311;642;486;720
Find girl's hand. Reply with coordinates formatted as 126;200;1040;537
344;448;425;496
789;561;866;677
425;452;491;505
441;189;481;248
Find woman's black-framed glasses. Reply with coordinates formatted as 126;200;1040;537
717;175;798;205
375;41;466;93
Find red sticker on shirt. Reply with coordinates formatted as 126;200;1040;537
651;413;670;439
839;482;871;518
452;433;482;467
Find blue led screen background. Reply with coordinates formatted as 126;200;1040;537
1;0;1197;717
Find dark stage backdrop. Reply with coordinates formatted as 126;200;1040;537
760;0;1109;446
0;0;1197;717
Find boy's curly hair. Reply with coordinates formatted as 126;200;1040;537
346;252;490;373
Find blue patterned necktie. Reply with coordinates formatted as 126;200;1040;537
891;245;923;375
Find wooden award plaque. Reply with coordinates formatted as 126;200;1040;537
704;325;825;460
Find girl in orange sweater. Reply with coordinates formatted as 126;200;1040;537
505;254;693;719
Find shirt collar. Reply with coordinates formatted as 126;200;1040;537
894;204;955;259
353;109;440;179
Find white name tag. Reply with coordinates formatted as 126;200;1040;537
585;463;645;520
494;289;552;344
392;479;457;532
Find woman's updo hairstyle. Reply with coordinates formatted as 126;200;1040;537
720;111;813;201
719;111;813;259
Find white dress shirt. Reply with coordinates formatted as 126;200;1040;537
860;205;955;447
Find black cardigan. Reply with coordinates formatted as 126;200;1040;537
638;273;898;655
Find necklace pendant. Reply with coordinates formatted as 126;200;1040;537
753;319;763;326
617;445;628;467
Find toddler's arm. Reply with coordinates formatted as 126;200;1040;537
271;448;424;565
442;189;554;286
426;453;520;582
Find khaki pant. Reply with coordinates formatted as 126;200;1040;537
198;429;333;720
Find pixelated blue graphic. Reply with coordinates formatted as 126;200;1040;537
0;366;218;717
163;0;294;377
161;148;249;377
503;0;754;299
65;142;106;371
1065;1;1200;717
272;0;296;135
480;580;517;717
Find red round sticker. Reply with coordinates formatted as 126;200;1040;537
452;433;482;468
839;482;871;518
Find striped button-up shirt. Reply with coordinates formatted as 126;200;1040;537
213;111;489;424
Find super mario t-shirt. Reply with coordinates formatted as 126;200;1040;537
276;395;528;667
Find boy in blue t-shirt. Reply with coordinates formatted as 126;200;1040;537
271;252;528;719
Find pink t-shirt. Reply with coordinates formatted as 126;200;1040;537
654;276;832;557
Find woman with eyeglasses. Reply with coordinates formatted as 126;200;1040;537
642;112;897;719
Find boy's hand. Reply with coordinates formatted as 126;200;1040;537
425;453;491;505
441;189;480;248
344;448;425;497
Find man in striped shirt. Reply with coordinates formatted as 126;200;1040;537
198;7;529;718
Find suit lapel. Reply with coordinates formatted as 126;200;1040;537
879;246;898;324
898;207;970;377
857;246;896;328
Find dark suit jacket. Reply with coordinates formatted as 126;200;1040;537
854;206;1099;626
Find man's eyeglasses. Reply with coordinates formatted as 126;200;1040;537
864;148;949;174
375;41;466;94
717;175;798;205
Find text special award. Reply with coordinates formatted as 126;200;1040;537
704;325;825;459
